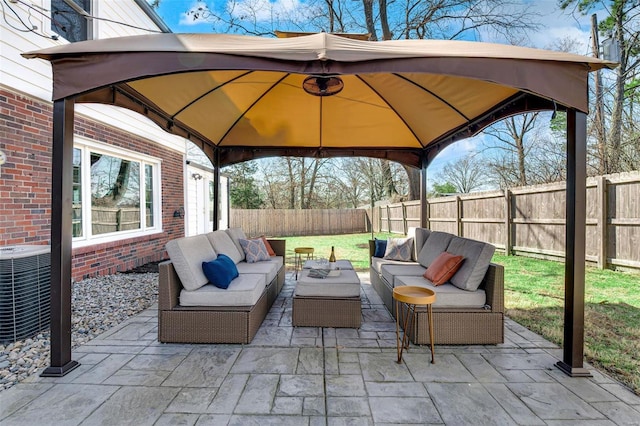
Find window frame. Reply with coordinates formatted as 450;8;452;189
72;137;163;248
49;0;94;43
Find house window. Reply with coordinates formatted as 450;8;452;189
51;0;92;42
72;148;82;237
72;141;161;243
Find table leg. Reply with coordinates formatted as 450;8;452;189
396;301;414;364
428;304;435;364
395;299;402;363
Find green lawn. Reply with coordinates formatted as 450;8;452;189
281;233;640;395
283;232;395;270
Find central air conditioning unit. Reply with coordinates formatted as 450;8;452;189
0;245;51;344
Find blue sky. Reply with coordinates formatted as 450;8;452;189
150;1;597;51
148;0;600;185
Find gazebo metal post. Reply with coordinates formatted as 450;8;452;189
41;98;80;377
212;148;220;231
420;153;428;228
556;108;591;377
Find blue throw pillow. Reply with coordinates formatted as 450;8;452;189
202;254;239;289
374;238;387;258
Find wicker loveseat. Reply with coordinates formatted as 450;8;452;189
158;229;285;344
369;228;504;345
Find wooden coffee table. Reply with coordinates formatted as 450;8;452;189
293;260;361;328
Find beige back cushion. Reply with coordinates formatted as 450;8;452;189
225;227;247;261
166;234;217;291
206;230;244;264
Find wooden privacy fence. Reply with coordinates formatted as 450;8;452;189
371;171;640;271
230;208;368;237
89;207;142;234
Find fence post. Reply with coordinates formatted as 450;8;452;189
425;198;430;230
116;208;122;232
505;189;512;256
597;175;608;269
387;205;391;233
402;202;408;235
456;196;463;237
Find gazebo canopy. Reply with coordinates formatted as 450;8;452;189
24;32;615;167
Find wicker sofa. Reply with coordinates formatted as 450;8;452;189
369;228;504;345
158;229;285;344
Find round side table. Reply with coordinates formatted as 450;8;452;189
392;286;436;364
294;247;315;279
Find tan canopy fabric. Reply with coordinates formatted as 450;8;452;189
24;33;615;167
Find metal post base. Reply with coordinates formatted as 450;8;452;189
555;361;592;377
40;360;80;377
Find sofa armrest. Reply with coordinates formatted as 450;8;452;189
482;263;504;313
158;260;181;310
267;239;286;257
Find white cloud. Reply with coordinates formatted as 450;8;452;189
527;1;595;53
474;0;602;54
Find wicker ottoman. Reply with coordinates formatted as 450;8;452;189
293;266;361;328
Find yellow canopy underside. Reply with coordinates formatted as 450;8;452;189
129;71;517;148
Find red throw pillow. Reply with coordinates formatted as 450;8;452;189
423;252;464;285
260;236;276;256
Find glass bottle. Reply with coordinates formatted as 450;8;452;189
329;246;336;268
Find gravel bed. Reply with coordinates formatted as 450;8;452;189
0;272;158;392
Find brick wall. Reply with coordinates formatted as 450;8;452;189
1;88;185;281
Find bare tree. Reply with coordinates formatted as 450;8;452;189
483;113;539;186
561;0;640;173
436;154;487;193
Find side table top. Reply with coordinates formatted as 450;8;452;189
393;286;436;305
294;247;315;254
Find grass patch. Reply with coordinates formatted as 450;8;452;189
280;233;640;395
282;232;394;270
496;253;640;396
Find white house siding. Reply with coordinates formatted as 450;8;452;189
186;165;229;236
0;0;185;154
0;0;197;278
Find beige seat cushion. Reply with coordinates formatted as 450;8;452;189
180;273;266;306
380;263;425;286
236;261;279;284
395;276;486;308
371;257;419;275
266;255;284;270
295;269;361;298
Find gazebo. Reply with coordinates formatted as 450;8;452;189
23;32;616;378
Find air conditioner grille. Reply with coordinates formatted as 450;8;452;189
0;246;51;344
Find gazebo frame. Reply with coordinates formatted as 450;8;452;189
23;33;614;379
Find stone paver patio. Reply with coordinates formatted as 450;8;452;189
1;272;639;425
